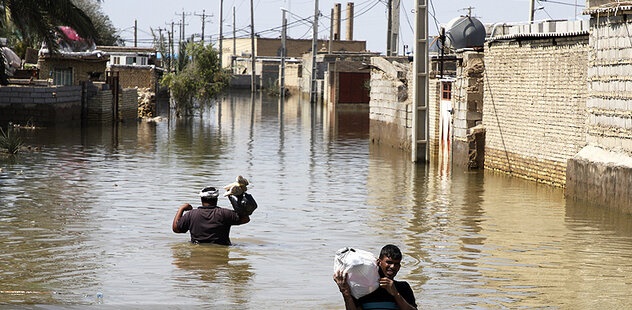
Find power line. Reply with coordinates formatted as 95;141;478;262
539;0;583;7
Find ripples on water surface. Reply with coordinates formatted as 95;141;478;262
1;91;632;309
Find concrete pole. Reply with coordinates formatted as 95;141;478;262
392;0;400;55
250;0;256;92
219;3;223;67
281;9;287;100
233;7;236;56
310;0;319;104
386;0;392;56
134;19;138;47
412;0;428;162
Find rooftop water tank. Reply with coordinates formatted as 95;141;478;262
444;16;486;50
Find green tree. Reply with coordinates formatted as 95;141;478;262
0;0;99;84
72;0;123;46
161;42;230;116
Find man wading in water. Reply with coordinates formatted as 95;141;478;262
172;186;255;245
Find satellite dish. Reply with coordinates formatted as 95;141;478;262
444;16;486;49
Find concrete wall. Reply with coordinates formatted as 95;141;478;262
368;57;413;151
0;86;82;126
566;10;632;213
483;35;589;187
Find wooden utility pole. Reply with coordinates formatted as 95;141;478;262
529;0;535;22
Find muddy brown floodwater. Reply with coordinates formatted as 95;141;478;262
1;91;632;309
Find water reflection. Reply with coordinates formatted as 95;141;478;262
171;243;253;305
1;91;632;308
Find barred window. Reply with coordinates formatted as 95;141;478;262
441;82;451;100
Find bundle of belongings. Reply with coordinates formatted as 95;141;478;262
223;175;257;216
333;247;380;299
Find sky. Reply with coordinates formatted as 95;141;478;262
100;0;587;54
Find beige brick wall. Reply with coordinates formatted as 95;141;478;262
483;35;589;186
369;58;413;151
587;14;632;154
428;79;441;158
38;58;107;85
109;66;157;92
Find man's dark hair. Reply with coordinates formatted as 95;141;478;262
201;196;218;205
379;244;402;260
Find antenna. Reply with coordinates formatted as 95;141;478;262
459;6;474;17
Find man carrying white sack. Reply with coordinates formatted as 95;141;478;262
334;244;417;310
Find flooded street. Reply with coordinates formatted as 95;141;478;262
2;91;632;309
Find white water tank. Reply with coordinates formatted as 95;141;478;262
445;16;486;49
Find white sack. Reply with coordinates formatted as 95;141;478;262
333;247;380;299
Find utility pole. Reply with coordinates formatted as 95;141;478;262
233;6;236;58
281;8;287;100
194;10;212;44
134;19;138;47
250;0;256;92
529;0;535;22
310;0;319;104
412;0;428;162
392;0;400;55
386;0;392;56
219;1;224;68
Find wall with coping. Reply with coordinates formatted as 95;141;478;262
0;85;82;126
566;10;632;213
483;35;589;187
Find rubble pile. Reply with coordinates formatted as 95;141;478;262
137;87;155;119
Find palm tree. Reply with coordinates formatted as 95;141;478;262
0;0;99;84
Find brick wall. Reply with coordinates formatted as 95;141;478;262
428;79;441;158
452;51;485;169
119;88;139;121
86;90;112;124
566;11;632;213
109;66;157;92
586;14;632;154
38;58;107;85
368;57;413;151
0;85;82;126
483;35;589;186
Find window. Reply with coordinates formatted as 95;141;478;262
112;56;121;65
441;82;452;100
126;57;136;65
52;68;73;86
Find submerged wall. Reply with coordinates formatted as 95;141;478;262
0;85;82;126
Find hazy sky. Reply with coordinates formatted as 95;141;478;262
100;0;586;53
